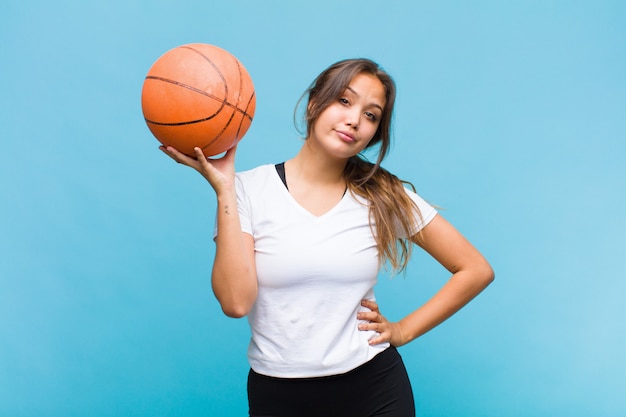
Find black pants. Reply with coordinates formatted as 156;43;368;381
248;346;415;417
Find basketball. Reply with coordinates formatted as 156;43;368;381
141;43;256;157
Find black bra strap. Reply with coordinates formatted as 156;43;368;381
275;162;288;190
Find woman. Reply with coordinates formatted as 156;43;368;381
161;58;494;417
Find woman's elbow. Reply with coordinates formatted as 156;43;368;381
214;292;255;318
220;301;252;319
479;261;495;287
221;304;251;318
217;292;255;318
464;257;494;291
211;270;257;318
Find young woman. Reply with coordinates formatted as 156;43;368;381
161;58;494;417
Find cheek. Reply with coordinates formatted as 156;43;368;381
362;123;380;143
318;105;342;122
311;108;333;128
357;136;375;153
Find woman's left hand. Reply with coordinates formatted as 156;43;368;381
357;300;406;347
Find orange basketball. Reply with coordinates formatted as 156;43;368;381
141;43;256;157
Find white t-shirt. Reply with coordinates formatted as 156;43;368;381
223;164;437;378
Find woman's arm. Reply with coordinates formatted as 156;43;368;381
211;194;257;318
160;146;258;318
360;214;494;346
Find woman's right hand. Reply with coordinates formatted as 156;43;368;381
159;145;237;195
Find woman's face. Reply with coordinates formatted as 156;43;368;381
308;73;386;160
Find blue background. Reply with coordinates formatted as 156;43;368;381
2;1;625;416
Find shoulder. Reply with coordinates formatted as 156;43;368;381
235;164;276;187
235;164;280;199
402;185;438;228
402;184;427;203
236;164;275;181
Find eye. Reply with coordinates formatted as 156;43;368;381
339;97;350;105
364;111;378;122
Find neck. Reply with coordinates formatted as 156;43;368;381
286;141;348;186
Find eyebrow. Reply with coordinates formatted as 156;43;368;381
345;86;384;112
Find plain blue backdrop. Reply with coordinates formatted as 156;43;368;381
1;1;625;416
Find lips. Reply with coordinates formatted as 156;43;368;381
335;129;356;143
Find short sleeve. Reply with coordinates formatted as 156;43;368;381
400;187;437;238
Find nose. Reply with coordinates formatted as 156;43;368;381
345;108;360;129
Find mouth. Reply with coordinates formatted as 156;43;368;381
335;130;356;143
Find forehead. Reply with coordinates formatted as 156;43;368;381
345;73;386;108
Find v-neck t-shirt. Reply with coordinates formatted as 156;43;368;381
223;164;437;378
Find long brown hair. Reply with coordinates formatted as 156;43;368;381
300;58;423;272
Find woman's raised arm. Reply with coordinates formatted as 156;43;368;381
160;146;258;318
